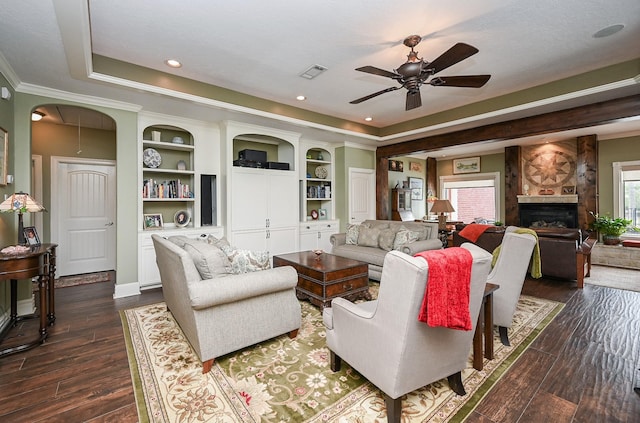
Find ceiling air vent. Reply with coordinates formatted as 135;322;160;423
300;64;328;80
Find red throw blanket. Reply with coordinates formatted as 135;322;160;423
414;248;473;331
458;224;493;243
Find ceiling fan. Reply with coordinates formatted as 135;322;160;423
350;35;491;111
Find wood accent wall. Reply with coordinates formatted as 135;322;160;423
576;135;598;229
426;157;437;198
374;94;637;220
504;146;522;226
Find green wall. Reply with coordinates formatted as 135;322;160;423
598;135;640;216
388;157;427;218
335;146;375;231
0;74;15;323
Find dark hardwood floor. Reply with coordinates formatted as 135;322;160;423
0;273;639;422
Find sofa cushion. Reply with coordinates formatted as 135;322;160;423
393;228;421;250
378;228;397;251
346;224;360;245
182;240;231;279
225;248;271;274
358;226;381;247
332;244;387;267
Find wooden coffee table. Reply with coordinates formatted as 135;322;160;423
273;251;371;310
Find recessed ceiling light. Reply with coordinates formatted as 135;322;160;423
165;59;182;68
365;117;373;122
593;24;625;38
296;95;306;101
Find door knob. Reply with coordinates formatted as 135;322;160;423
105;222;114;226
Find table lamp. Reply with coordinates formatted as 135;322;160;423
430;199;455;231
0;192;46;245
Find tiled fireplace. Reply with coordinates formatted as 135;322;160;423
517;195;578;228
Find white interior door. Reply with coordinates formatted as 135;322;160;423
51;157;116;276
348;167;376;224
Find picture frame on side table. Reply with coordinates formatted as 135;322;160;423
23;226;41;246
453;156;480;174
408;177;423;200
143;213;164;230
174;209;191;227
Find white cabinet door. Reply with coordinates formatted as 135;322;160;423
300;224;319;251
231;169;269;231
231;229;268;251
268;227;299;256
267;172;298;229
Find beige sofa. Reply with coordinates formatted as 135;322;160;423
151;234;301;373
330;220;442;281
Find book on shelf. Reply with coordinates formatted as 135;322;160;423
142;178;193;199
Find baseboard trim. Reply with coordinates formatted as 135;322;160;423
113;282;141;299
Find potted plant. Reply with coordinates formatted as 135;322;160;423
589;212;633;245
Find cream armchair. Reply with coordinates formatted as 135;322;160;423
323;245;492;423
152;234;301;373
489;227;537;346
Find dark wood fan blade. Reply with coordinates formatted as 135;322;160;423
426;43;479;74
355;66;399;79
429;75;491;87
350;86;401;104
406;91;422;110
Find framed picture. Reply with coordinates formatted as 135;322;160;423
143;213;164;230
23;226;41;246
174;209;191;227
408;177;423;200
453;156;481;174
389;159;404;172
0;127;7;186
562;185;576;194
409;161;422;172
318;208;327;220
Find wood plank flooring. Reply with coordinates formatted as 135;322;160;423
0;273;639;422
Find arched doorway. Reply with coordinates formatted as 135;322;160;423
31;104;117;276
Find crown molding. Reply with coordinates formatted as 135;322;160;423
16;82;142;112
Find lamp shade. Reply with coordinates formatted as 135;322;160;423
430;199;455;214
0;192;46;245
0;192;46;213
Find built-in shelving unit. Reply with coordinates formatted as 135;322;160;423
301;146;333;221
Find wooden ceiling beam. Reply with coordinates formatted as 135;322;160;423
376;94;640;159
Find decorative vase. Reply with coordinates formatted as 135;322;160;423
602;235;621;245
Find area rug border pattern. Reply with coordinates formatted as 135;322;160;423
121;296;564;423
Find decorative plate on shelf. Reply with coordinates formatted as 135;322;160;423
174;210;191;227
143;148;162;168
315;166;328;179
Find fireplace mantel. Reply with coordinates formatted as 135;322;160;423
517;195;578;204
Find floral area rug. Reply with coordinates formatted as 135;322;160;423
121;288;562;423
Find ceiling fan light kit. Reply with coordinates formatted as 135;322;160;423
350;35;491;111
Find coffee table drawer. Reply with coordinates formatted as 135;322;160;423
297;274;368;298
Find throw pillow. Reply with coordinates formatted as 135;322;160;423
378;228;396;251
393;229;421;250
358;226;381;247
225;248;271;274
346;224;360;245
182;240;231;279
168;235;196;248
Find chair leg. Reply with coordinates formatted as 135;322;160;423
447;372;466;396
288;328;299;338
202;358;214;374
499;326;511;346
330;351;341;372
383;393;402;423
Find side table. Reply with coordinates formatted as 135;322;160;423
0;243;57;357
473;282;499;371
